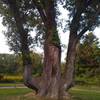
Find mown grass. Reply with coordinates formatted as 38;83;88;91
0;88;32;96
70;87;100;100
0;83;25;87
0;88;33;100
0;83;16;87
0;86;100;100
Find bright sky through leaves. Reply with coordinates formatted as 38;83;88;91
0;5;100;61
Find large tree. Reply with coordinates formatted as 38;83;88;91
0;0;62;99
0;0;100;99
63;0;100;91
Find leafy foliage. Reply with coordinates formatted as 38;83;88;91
64;0;100;33
76;32;100;77
0;52;43;75
0;54;18;75
0;0;44;53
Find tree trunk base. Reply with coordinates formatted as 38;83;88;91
35;95;72;100
24;91;72;100
36;91;72;100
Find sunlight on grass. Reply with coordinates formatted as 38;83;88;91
0;86;100;100
70;87;100;100
0;83;25;87
0;88;32;96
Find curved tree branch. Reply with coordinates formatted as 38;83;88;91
2;0;40;92
77;27;88;39
32;0;47;26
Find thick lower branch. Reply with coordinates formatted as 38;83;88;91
63;34;78;90
24;64;41;93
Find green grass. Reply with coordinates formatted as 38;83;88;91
0;88;32;96
0;86;100;100
70;86;100;100
0;88;33;100
0;83;25;87
0;83;15;87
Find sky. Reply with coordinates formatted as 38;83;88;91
0;7;100;61
0;17;11;54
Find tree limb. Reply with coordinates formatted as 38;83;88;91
3;0;40;92
77;27;88;39
32;0;47;25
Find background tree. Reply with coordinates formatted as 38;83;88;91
62;0;100;91
76;32;100;77
0;54;18;75
15;52;43;75
0;0;40;94
0;52;43;76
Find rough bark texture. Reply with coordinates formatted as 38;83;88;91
42;43;61;98
35;0;63;98
7;0;63;99
64;33;78;91
7;0;40;93
62;0;87;92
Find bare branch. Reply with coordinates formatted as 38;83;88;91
77;27;88;39
32;0;47;25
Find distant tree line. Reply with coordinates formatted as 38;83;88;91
0;52;43;75
76;32;100;78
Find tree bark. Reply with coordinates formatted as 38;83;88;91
63;32;78;92
34;1;64;98
6;1;74;99
7;0;40;93
40;43;61;98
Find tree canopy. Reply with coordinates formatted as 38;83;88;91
0;0;100;51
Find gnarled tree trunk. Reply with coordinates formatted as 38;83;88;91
6;0;40;93
39;43;61;98
35;0;63;98
65;34;78;89
5;0;79;99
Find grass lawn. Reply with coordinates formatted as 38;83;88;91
0;83;16;87
0;88;33;100
0;88;32;95
70;87;100;100
0;83;25;87
0;85;100;100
